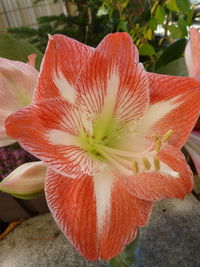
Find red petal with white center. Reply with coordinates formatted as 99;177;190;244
34;34;93;103
185;28;200;81
45;168;152;260
119;145;193;202
5;97;99;178
142;73;200;148
76;32;149;129
0;57;38;146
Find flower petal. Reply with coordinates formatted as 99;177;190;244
185;131;200;178
45;168;152;260
5;97;102;178
76;32;149;131
0;128;16;147
0;161;46;199
119;145;193;202
0;57;38;146
141;73;200;148
34;34;93;103
185;28;200;81
27;53;36;68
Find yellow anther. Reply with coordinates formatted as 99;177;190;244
151;133;159;142
142;157;151;170
132;160;139;173
162;129;174;143
153;157;160;170
155;138;161;152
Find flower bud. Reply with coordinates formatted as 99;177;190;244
0;161;46;199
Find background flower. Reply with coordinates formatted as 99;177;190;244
0;54;38;147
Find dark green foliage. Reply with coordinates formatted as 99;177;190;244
155;38;187;70
7;0;199;70
7;6;112;53
108;233;141;267
0;33;43;69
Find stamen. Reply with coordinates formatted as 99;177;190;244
155;139;161;152
142;157;151;170
162;129;174;143
153;157;160;170
132;160;139;173
151;133;159;142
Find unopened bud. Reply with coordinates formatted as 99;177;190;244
0;161;46;199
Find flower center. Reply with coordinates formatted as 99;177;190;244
80;116;179;179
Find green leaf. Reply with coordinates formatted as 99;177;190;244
11;192;44;200
0;33;43;69
155;38;187;70
156;57;188;76
166;0;179;11
108;232;141;267
149;17;158;30
168;24;182;39
119;233;141;267
139;43;156;56
176;0;190;14
155;5;165;24
186;8;194;25
118;20;128;32
178;18;188;37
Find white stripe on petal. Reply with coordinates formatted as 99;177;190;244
53;70;76;103
136;96;182;135
47;129;79;146
138;96;182;132
93;168;115;234
94;71;120;141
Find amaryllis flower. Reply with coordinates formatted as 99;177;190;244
0;54;38;147
5;33;200;260
184;123;200;179
185;27;200;81
0;55;46;199
184;28;200;179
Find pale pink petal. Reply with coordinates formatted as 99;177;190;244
185;131;200;178
185;28;200;81
0;161;46;198
0;57;38;146
27;53;36;68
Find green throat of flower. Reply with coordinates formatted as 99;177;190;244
80;116;120;162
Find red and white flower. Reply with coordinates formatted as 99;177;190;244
5;33;200;260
